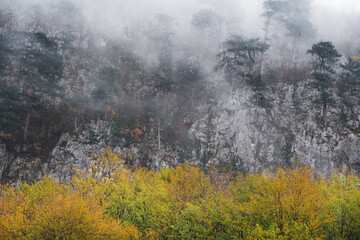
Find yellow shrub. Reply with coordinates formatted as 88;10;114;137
322;173;360;239
0;178;139;240
232;166;331;239
167;165;212;206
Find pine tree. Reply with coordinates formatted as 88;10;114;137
337;56;360;132
307;41;341;127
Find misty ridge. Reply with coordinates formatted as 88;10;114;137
0;0;359;185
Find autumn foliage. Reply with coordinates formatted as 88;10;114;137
1;148;360;239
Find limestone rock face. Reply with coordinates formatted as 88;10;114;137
47;120;180;182
190;83;360;173
0;145;43;185
47;120;111;182
1;80;359;184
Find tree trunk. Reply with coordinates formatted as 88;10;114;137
248;51;256;74
260;19;271;75
23;113;30;144
19;78;24;100
104;106;108;119
291;35;297;63
95;114;100;133
0;155;17;184
74;113;78;132
218;19;224;50
158;118;161;152
21;112;31;152
260;53;265;75
323;101;328;127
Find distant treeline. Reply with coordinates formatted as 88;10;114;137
0;148;359;239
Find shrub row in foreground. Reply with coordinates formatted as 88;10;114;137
1;149;360;239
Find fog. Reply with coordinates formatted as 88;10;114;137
71;0;360;40
3;0;360;51
312;0;360;53
1;0;359;84
76;0;360;41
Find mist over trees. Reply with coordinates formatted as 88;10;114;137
0;0;359;184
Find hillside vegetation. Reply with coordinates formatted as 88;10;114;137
1;149;360;239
